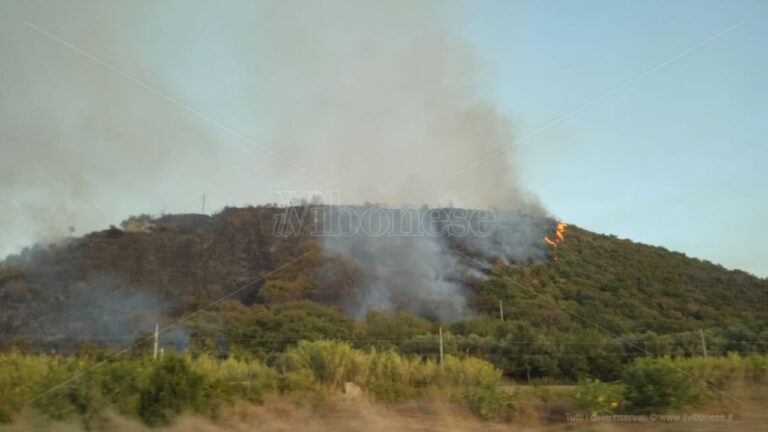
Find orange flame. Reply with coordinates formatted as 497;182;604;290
544;221;567;249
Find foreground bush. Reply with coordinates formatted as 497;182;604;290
281;340;511;418
621;357;699;412
189;354;278;404
0;342;513;426
621;354;768;412
280;340;367;391
668;352;768;391
138;357;206;425
573;378;623;415
4;347;762;427
0;351;279;427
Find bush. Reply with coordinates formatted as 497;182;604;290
361;310;433;349
280;340;367;391
622;357;699;412
189;354;278;404
365;349;431;401
744;354;768;382
235;301;352;353
669;353;768;390
138;356;207;426
279;340;511;418
573;378;623;415
0;342;519;425
95;359;150;416
443;356;511;419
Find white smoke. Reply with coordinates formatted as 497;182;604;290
306;206;552;321
0;0;544;258
2;1;554;321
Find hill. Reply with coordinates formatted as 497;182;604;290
0;205;765;369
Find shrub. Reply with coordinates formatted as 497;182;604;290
189;354;278;404
278;368;320;393
441;356;511;419
279;340;511;418
280;340;367;391
744;354;768;383
138;356;207;426
236;302;352;353
0;341;520;425
622;357;699;412
669;353;768;389
95;359;151;416
362;310;433;349
573;378;623;415
366;349;439;401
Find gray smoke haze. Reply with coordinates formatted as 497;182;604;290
306;206;552;321
0;0;545;258
7;273;171;347
1;1;553;322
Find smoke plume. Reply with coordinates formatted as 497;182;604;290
0;0;543;257
1;1;553;322
305;206;552;321
6;273;177;348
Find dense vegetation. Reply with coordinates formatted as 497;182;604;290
167;300;768;383
477;225;767;334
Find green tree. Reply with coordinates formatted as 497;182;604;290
235;301;352;354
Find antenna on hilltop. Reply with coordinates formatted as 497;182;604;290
202;194;206;214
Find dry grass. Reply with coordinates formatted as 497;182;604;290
3;387;768;432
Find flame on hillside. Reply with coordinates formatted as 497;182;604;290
544;221;567;259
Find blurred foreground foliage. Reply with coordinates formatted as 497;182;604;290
1;342;765;429
0;340;515;428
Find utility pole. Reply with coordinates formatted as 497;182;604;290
153;323;159;361
439;326;444;369
202;194;206;214
499;300;504;321
699;329;708;358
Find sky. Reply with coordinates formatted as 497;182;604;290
0;0;766;277
463;0;767;277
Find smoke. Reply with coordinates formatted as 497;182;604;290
1;1;553;322
306;206;552;321
49;277;164;345
0;271;193;351
0;0;544;258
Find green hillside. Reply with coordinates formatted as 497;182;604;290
472;224;767;334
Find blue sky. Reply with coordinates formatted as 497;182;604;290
462;0;767;276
